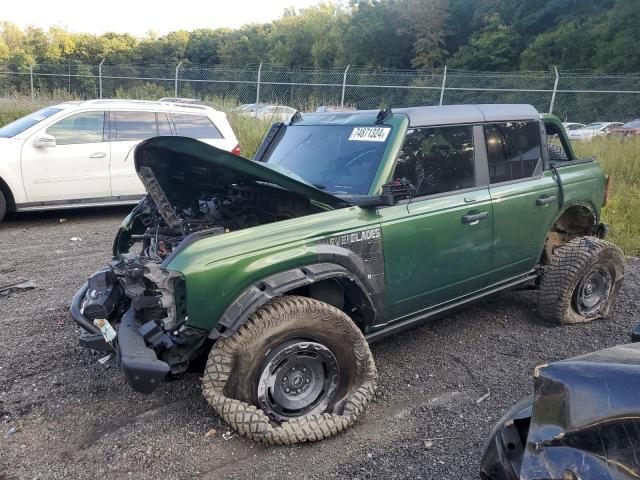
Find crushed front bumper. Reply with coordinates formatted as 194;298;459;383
70;281;170;394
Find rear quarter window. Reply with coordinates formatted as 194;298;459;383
172;113;223;139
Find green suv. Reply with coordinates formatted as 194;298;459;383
71;104;624;444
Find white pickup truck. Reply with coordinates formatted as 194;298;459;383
0;99;239;222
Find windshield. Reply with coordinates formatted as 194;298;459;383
263;124;391;195
623;120;640;128
584;123;605;130
0;107;62;138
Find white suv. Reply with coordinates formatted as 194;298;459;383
0;99;240;222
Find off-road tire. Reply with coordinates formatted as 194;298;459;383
201;295;378;445
0;190;6;223
538;236;624;324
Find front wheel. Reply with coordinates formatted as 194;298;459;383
538;236;624;324
0;190;6;223
201;296;378;444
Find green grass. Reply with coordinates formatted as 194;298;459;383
571;136;640;256
227;113;273;158
1;99;638;254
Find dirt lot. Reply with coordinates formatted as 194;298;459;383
1;207;638;480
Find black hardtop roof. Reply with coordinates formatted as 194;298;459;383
301;104;540;127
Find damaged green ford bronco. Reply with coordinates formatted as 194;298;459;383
71;104;624;444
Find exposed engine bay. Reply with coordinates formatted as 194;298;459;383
118;168;320;262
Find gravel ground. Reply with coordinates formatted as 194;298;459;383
1;207;639;480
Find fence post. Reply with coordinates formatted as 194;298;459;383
30;64;34;101
439;65;447;106
340;65;350;107
98;58;105;99
255;62;262;105
174;61;183;98
549;66;559;113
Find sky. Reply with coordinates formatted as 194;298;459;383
2;0;323;36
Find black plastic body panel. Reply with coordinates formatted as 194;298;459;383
481;338;640;480
116;309;170;394
208;262;374;339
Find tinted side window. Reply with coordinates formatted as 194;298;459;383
113;111;157;141
485;122;541;183
47;111;105;145
172;114;222;139
393;125;475;197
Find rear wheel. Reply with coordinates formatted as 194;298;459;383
0;190;6;223
201;295;378;444
538;236;624;324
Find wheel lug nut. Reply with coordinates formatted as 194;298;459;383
282;376;287;382
291;367;296;371
285;388;290;393
297;389;301;394
306;378;310;383
302;367;307;372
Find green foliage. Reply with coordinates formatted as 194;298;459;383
227;114;273;158
0;0;635;73
572;136;640;255
449;15;521;71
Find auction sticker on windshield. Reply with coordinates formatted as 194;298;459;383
349;127;391;142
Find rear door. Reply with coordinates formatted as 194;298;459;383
485;120;559;280
380;124;494;322
21;110;111;202
108;110;164;197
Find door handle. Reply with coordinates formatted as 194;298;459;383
462;211;489;224
89;152;107;159
536;195;556;206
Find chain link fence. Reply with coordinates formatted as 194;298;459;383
1;62;639;123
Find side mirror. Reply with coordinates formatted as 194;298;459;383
381;178;416;203
33;133;56;148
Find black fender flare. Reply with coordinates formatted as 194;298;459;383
208;263;376;339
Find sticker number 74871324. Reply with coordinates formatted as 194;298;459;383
348;127;391;142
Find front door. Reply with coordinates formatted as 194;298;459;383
380;124;494;323
21;110;110;203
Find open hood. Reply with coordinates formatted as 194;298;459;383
134;136;349;210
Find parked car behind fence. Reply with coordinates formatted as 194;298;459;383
610;118;640;137
566;121;624;141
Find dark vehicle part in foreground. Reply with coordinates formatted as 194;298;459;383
480;331;640;479
72;105;623;445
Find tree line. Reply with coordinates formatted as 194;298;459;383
1;0;638;73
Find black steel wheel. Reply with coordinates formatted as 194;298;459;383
573;265;613;317
257;339;339;422
538;236;624;324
